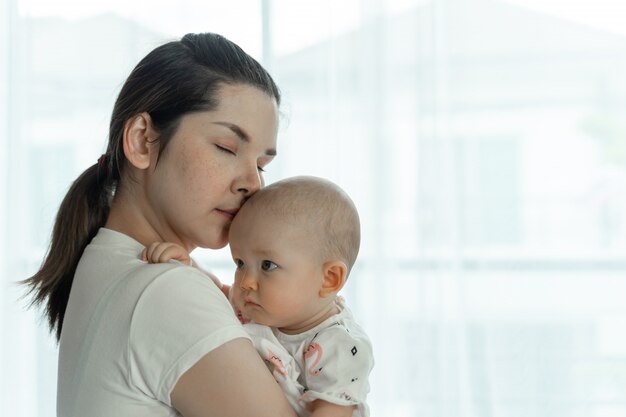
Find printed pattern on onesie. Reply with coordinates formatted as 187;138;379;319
244;298;374;417
296;317;373;417
244;323;309;416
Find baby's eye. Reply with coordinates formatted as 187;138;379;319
261;260;278;271
234;259;244;269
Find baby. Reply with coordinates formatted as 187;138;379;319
143;176;374;417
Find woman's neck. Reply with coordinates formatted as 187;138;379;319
105;188;166;249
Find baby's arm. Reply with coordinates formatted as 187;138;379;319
141;242;230;298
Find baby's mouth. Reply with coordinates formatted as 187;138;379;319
244;299;260;307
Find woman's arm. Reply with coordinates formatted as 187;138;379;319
309;400;355;417
171;338;297;417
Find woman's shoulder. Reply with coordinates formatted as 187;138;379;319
89;227;144;251
127;261;244;364
78;227;232;320
124;264;246;406
134;261;222;300
84;228;215;285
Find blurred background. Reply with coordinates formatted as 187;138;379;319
2;0;626;416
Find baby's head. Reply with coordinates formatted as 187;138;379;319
228;176;360;333
236;176;361;273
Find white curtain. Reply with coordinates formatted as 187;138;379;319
2;0;626;416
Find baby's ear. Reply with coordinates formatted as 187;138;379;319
319;261;347;298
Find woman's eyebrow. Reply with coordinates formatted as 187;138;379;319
212;121;276;156
213;121;249;142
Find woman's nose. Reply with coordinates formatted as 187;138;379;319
233;163;262;197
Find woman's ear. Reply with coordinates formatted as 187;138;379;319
122;112;159;170
319;261;347;298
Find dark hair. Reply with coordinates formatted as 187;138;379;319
22;32;281;341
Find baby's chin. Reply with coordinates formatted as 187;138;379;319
235;308;251;324
237;309;277;328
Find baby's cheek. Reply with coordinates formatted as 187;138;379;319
229;286;241;304
229;287;249;323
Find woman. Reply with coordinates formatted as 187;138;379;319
24;33;297;417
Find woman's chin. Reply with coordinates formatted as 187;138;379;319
198;235;229;250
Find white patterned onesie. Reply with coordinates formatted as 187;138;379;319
244;298;374;417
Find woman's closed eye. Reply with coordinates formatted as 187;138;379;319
215;144;236;156
261;260;278;271
217;144;267;173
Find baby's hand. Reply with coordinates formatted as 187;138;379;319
141;242;191;265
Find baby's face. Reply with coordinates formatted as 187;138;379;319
228;207;328;333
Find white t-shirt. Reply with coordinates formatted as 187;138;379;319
57;228;249;417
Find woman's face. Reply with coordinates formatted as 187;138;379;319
145;84;279;251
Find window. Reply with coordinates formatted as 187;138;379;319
3;1;626;416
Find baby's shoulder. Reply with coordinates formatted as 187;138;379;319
308;312;372;357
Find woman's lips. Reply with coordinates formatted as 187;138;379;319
216;208;239;220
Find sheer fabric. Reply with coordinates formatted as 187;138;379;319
2;1;626;416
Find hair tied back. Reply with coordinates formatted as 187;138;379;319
97;153;109;180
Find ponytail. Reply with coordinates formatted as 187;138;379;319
22;160;112;341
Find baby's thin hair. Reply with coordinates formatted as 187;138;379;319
245;176;361;274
